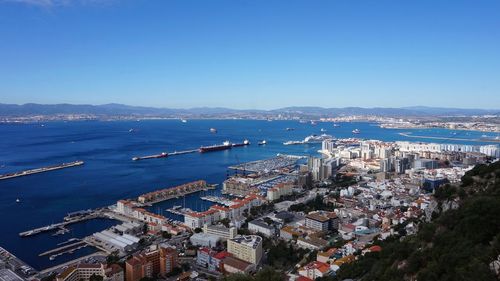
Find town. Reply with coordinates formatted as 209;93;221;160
2;138;499;281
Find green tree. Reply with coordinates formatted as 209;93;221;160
89;274;103;281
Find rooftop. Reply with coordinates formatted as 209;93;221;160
230;235;262;249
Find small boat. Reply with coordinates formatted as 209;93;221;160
333;123;340;127
210;128;217;133
310;121;317;125
320;128;327;132
258;140;267;145
285;128;295;131
129;128;134;132
181;119;187;123
352;129;360;134
16;198;20;203
172;205;182;210
49;255;56;261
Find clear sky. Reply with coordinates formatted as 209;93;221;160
0;0;499;109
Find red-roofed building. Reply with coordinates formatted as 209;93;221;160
298;261;331;280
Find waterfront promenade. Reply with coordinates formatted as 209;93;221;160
399;132;500;143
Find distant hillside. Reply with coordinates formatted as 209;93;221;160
0;103;498;117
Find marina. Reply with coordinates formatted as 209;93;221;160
200;195;235;207
228;155;300;173
0;161;84;181
166;207;194;216
137;180;217;204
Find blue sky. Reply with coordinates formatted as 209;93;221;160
0;0;499;109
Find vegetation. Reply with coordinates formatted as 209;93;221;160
165;267;182;277
106;252;121;265
249;202;275;217
89;274;104;281
328;161;500;281
328;173;357;188
220;218;231;228
265;240;311;269
222;267;285;281
289;194;333;212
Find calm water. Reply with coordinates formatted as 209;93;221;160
0;120;493;269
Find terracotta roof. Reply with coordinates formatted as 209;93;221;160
368;245;382;252
223;256;252;271
214;251;231;260
300;261;330;274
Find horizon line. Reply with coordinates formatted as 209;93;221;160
1;102;499;111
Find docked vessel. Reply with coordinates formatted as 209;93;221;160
283;134;334;145
283;140;303;145
304;134;334;143
199;141;232;153
352;129;361;134
232;140;250;147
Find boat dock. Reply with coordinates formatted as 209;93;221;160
0;161;84;181
200;196;235;207
166;207;193;216
132;152;168;161
19;212;100;237
39;241;85;257
131;149;198;161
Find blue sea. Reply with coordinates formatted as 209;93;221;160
0;120;494;270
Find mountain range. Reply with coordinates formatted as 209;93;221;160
0;103;498;117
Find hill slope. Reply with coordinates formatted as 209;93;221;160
329;161;500;281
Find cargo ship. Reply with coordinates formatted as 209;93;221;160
132;152;168;161
232;139;250;147
199;141;232;153
0;161;84;181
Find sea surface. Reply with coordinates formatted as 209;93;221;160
0;119;495;270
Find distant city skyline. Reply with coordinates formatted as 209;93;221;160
1;0;499;109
